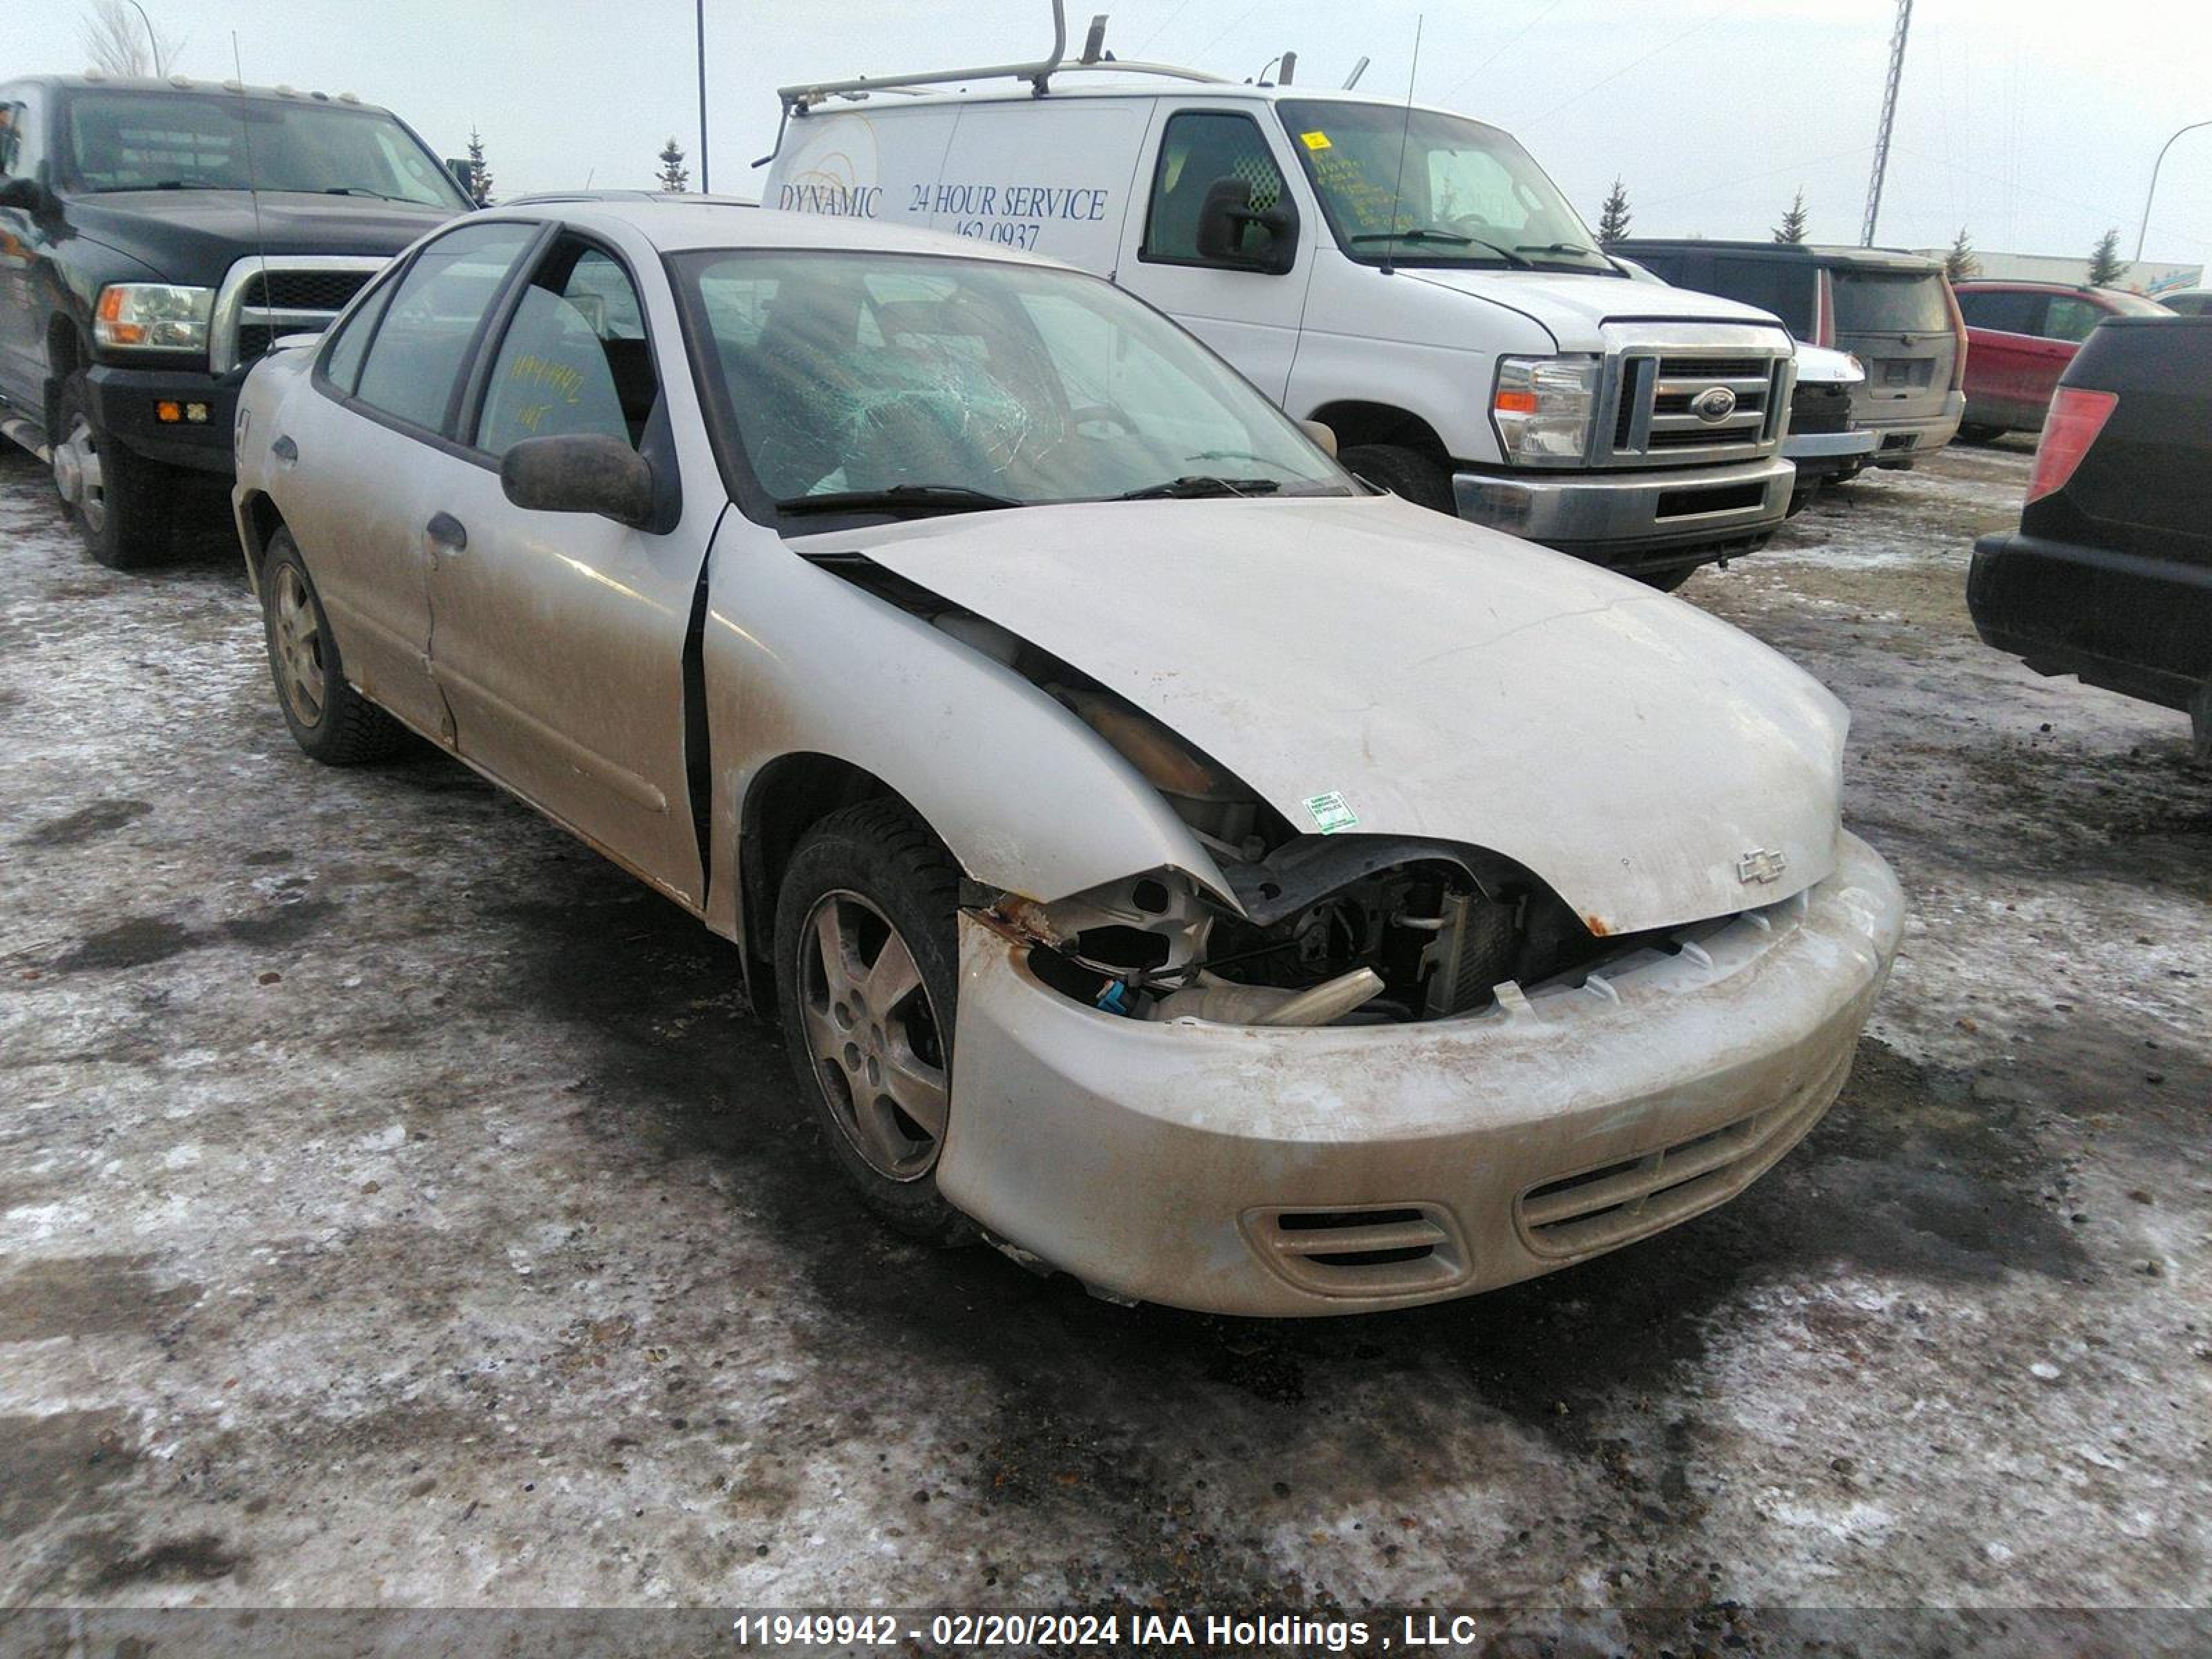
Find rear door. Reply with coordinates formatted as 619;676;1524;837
0;90;46;414
288;218;541;739
1831;267;1957;422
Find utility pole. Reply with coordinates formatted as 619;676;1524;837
1861;0;1912;247
695;0;711;194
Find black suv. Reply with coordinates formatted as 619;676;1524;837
0;75;469;565
1969;314;2212;758
1615;240;1967;472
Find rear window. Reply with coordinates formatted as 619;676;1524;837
1709;256;1817;338
1833;270;1951;335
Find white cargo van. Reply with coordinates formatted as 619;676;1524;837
760;9;1800;588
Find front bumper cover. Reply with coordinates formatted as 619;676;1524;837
85;363;243;475
938;831;1904;1317
1451;456;1794;572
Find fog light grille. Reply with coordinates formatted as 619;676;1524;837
1244;1203;1468;1298
1515;1053;1848;1258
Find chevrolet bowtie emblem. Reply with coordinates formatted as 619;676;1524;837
1737;847;1789;885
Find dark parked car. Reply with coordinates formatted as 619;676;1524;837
1615;240;1966;472
1969;314;2212;758
2155;288;2211;317
0;75;469;566
1951;280;2170;441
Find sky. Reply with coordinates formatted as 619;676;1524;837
16;0;2211;269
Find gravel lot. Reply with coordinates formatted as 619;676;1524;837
2;438;2207;1637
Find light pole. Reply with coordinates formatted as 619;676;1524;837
126;0;164;77
695;0;710;194
2137;118;2211;263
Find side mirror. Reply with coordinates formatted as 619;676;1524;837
1194;178;1298;274
500;434;655;529
1298;419;1338;457
0;175;52;214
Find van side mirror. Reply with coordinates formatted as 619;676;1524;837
0;175;53;215
500;434;655;529
1298;419;1338;456
1195;178;1298;275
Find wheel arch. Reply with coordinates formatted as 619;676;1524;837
1304;400;1454;467
236;491;288;596
737;751;911;1010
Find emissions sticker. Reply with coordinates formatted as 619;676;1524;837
1303;791;1359;834
1300;131;1332;149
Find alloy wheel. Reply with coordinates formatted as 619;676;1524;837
796;888;950;1181
271;564;328;728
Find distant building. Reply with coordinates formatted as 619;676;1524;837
1915;248;2204;297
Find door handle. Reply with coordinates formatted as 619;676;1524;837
425;512;467;555
271;434;297;465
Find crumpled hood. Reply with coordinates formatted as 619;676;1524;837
803;496;1846;935
1407;267;1792;348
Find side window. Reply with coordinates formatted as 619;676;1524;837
1711;256;1819;338
475;241;658;458
319;276;396;396
2042;294;2107;345
353;221;536;433
1956;290;2043;335
1142;111;1291;267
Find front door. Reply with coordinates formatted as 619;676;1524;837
420;232;706;907
1116;104;1313;400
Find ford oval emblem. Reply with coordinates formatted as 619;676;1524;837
1692;386;1738;424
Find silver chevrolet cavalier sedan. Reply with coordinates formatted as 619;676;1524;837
232;201;1904;1316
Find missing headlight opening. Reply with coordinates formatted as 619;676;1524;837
816;555;1664;1028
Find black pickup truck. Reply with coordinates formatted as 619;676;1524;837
1969;314;2212;758
0;75;469;565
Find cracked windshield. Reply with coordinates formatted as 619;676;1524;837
678;250;1355;514
1277;97;1614;273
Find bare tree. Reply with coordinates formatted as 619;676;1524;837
80;0;184;77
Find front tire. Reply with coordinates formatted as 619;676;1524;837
774;801;969;1244
261;530;406;765
1956;422;2007;445
53;371;174;570
1340;443;1457;515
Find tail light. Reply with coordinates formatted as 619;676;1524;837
2025;387;2118;505
1941;279;1969;391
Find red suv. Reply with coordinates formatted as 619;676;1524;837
1953;281;2171;441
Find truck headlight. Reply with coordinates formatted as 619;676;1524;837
1492;354;1600;464
93;284;214;353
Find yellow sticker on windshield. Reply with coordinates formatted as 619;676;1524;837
1300;131;1331;150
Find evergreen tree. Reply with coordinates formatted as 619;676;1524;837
657;138;691;194
2086;227;2127;288
1596;178;1632;247
465;126;494;207
1773;189;1810;245
1943;227;1978;282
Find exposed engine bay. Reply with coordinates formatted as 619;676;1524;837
824;552;1676;1027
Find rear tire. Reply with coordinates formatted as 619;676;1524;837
1956;422;2007;445
774;800;971;1245
261;530;406;765
53;371;173;570
1340;443;1456;515
1638;565;1698;593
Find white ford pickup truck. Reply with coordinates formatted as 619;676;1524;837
761;6;1800;589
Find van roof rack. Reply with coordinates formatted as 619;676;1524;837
773;1;1226;117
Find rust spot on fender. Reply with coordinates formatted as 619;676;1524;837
1583;913;1615;937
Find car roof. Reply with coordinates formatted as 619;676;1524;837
469;199;1073;267
1956;279;2137;295
12;72;396;115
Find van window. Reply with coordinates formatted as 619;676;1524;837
1141;111;1290;267
1709;256;1817;338
1830;270;1950;335
675;250;1352;514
